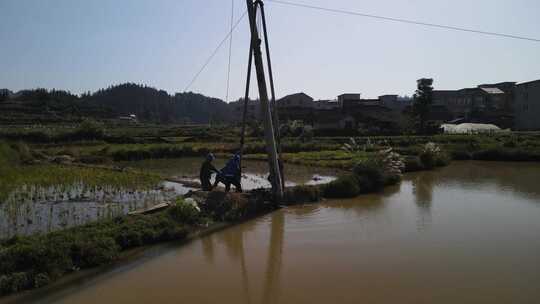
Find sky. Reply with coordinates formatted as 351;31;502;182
1;0;539;101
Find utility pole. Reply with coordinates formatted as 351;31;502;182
245;0;284;200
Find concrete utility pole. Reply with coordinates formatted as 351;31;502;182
245;0;284;200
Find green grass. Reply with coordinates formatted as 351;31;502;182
11;128;538;165
244;150;370;169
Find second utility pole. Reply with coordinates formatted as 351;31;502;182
245;0;283;200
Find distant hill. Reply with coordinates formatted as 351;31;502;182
0;88;108;124
0;84;234;124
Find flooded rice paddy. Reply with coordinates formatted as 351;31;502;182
14;161;540;304
0;158;337;239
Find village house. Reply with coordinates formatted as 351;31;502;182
276;92;314;123
337;93;362;109
313;99;340;110
432;83;515;128
478;82;516;112
514;79;540;130
313;110;356;130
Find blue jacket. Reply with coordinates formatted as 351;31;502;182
221;154;241;178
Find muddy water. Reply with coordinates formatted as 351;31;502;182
11;162;540;303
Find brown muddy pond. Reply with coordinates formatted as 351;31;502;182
7;161;540;303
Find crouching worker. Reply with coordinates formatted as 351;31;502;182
200;153;219;191
214;153;242;192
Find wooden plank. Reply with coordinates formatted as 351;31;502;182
128;202;171;216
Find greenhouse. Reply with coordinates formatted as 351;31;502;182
440;123;507;134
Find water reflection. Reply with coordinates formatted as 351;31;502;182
411;171;437;231
411;161;540;201
12;161;540;304
198;211;285;304
406;161;540;231
262;212;284;304
201;223;256;304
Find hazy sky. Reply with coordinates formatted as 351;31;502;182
1;0;539;100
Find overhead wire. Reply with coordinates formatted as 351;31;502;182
186;0;538;93
225;0;235;103
266;0;540;43
184;10;248;93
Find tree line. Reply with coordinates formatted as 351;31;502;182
0;84;234;124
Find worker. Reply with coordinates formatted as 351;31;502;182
200;153;219;191
214;153;243;192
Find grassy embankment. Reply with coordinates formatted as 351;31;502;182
0;190;274;296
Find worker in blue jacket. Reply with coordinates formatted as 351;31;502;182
214;153;243;192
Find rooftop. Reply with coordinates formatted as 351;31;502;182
277;92;313;102
517;79;540;86
480;87;505;94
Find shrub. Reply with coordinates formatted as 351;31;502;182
403;156;424;172
33;273;50;288
7;239;72;276
0;275;11;294
75;237;120;268
0;273;31;294
9;272;31;292
451;150;472;160
353;161;385;192
323;175;361;198
168;199;201;225
374;147;405;183
284;185;321;204
434;152;451;166
419;142;442;169
503;137;517;148
472;148;540;162
60;119;105;141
